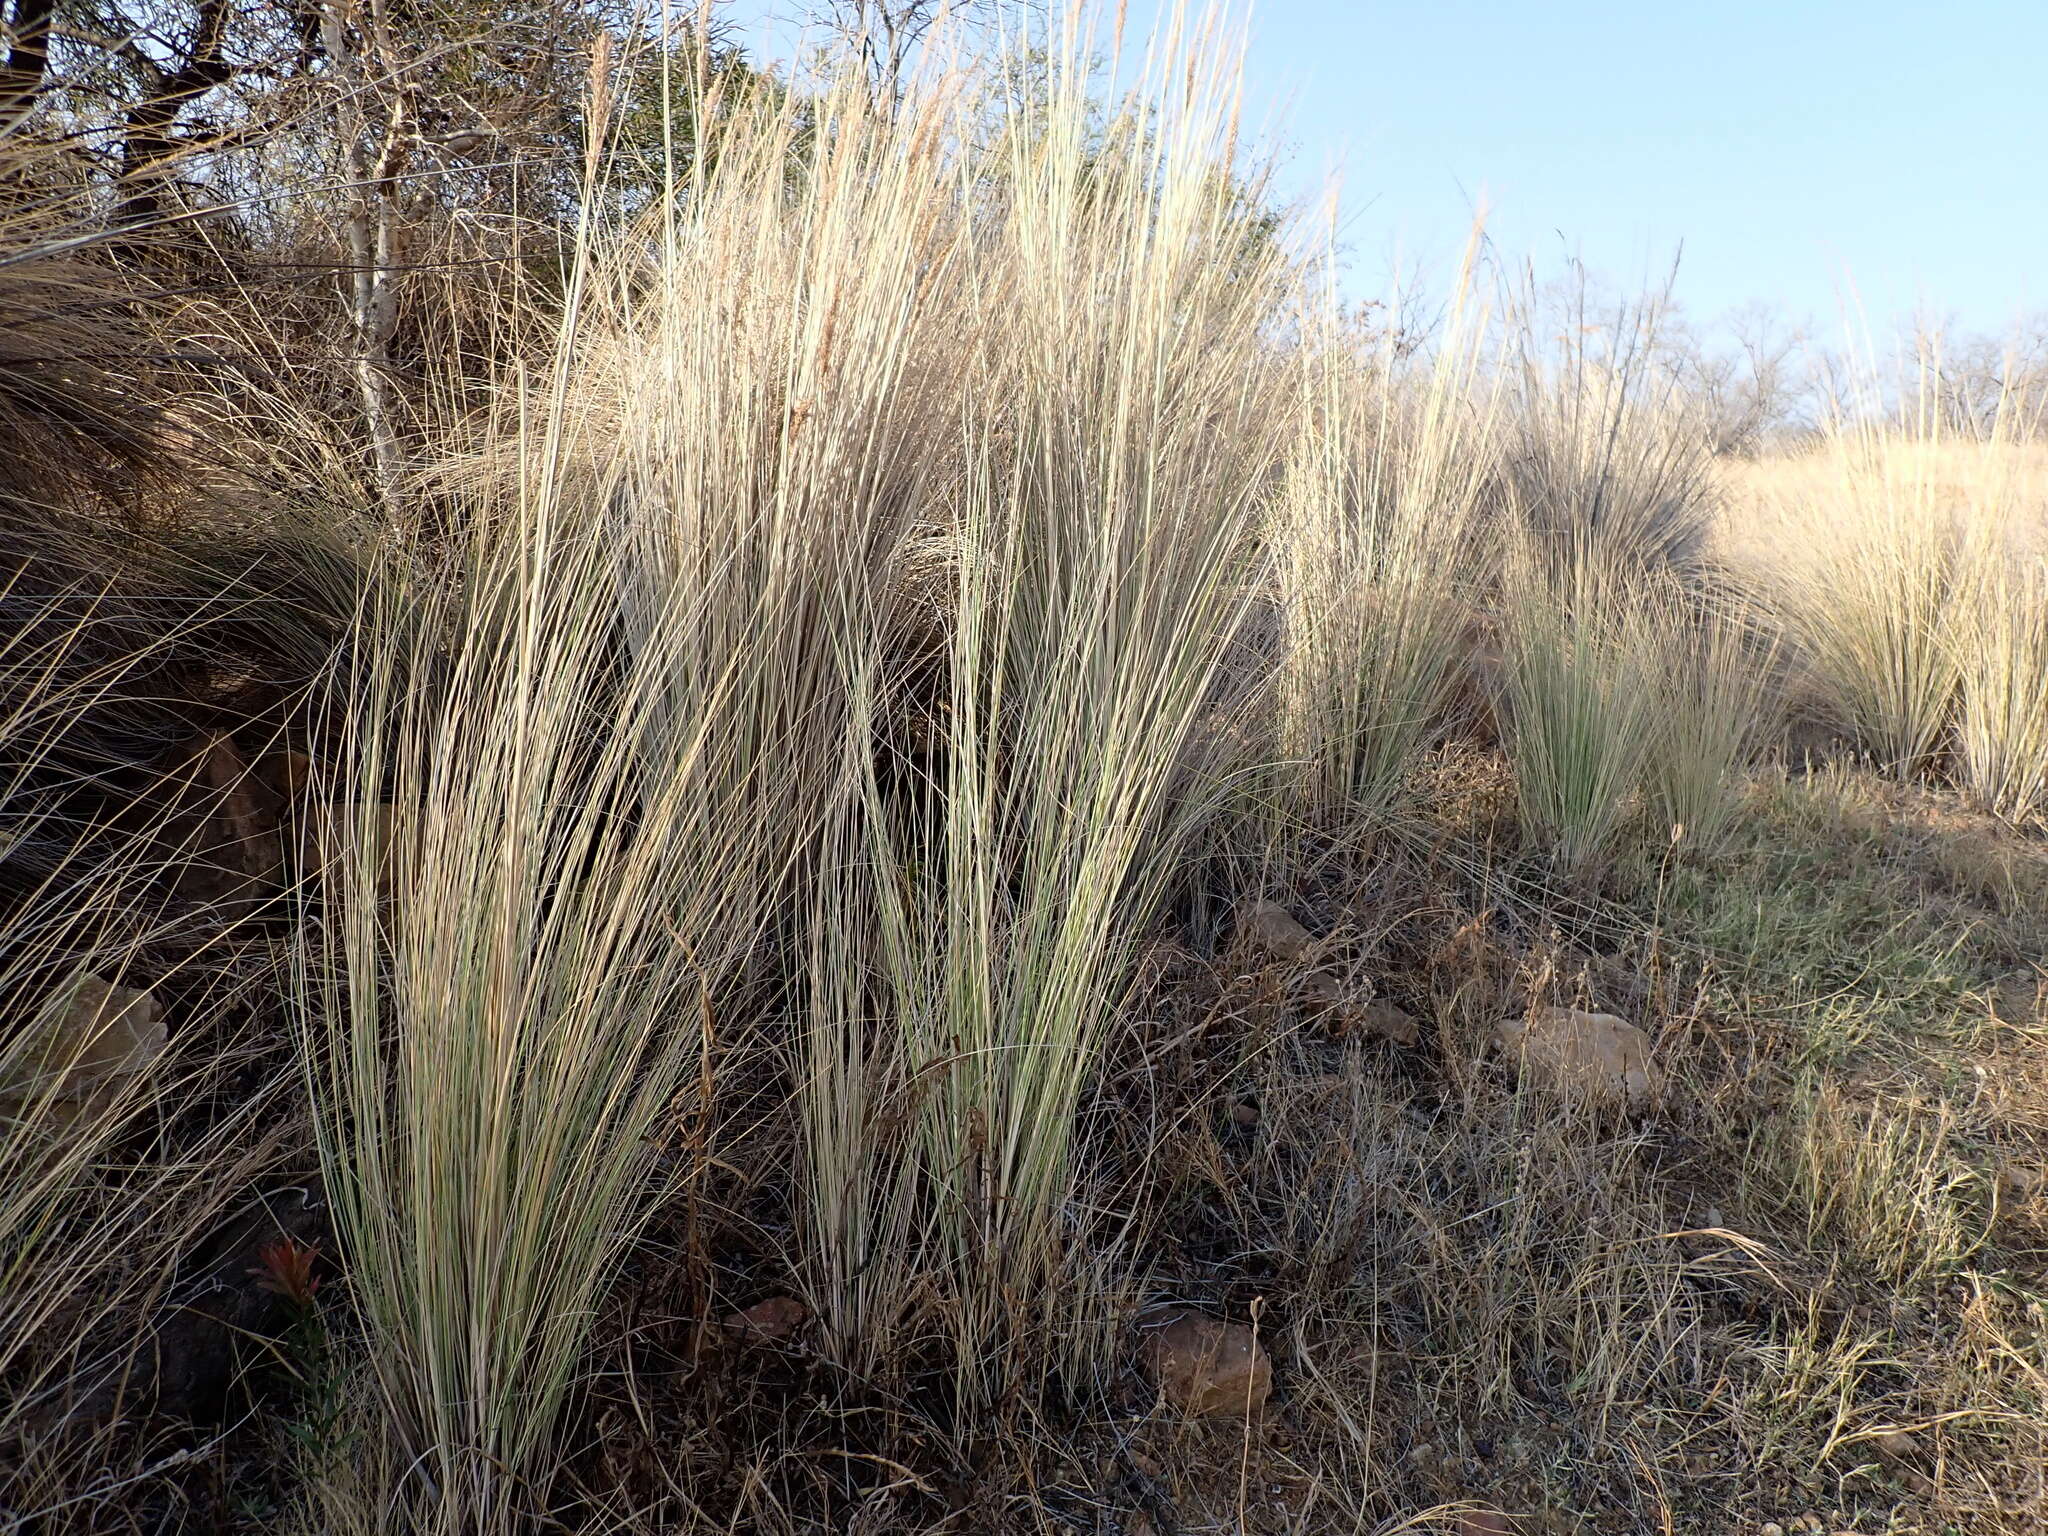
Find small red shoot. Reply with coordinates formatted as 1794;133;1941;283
251;1235;322;1307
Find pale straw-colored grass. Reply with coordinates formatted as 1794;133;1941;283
1636;575;1781;853
813;5;1296;1401
301;56;933;1525
1715;369;2046;781
1502;273;1719;570
1953;551;2048;825
1272;245;1500;826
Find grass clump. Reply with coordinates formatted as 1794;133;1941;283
1953;553;2048;825
1637;578;1781;854
1496;552;1660;874
1503;271;1719;570
1783;451;1965;778
302;223;900;1527
796;15;1295;1400
304;537;720;1532
1273;261;1498;826
1722;368;2034;781
1773;1074;1989;1288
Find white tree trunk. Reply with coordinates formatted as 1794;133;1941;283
322;0;412;529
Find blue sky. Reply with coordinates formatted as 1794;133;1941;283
718;1;2046;339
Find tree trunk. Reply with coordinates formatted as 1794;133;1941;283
115;0;233;230
320;0;413;528
0;0;57;129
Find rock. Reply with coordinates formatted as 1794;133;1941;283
49;974;162;1091
722;1295;809;1344
1860;1424;1934;1493
1141;1310;1271;1418
162;732;286;911
1495;1006;1659;1112
1230;1100;1260;1127
2;973;164;1111
1760;1525;1784;1536
1996;1158;2042;1204
257;748;315;801
1456;1511;1516;1536
1238;899;1316;961
1358;998;1421;1047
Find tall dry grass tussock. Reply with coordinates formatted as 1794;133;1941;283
299;66;943;1515
1953;553;2048;824
1503;271;1719;571
1273;249;1499;828
1494;550;1661;874
303;10;1295;1515
795;8;1299;1402
1635;575;1781;853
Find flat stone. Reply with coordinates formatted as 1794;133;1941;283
1238;899;1316;961
1495;1005;1660;1112
3;973;164;1108
722;1295;809;1344
1142;1310;1272;1418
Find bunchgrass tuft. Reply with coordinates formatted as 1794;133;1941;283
1636;576;1781;854
1503;269;1719;571
1273;251;1499;826
1728;356;2026;780
1953;553;2048;825
1496;550;1659;874
299;88;918;1513
810;8;1293;1400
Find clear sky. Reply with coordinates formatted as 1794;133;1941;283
718;1;2047;339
